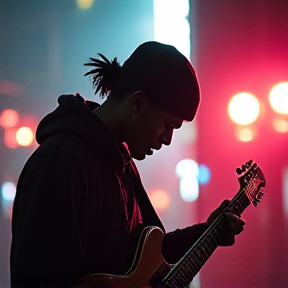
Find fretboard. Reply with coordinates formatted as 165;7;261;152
161;189;251;288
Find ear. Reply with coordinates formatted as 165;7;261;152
130;91;151;114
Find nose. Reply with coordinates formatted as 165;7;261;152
161;129;174;146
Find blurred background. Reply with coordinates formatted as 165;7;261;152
0;0;287;287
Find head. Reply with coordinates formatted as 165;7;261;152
119;90;185;160
84;41;200;160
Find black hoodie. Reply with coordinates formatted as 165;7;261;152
10;95;206;287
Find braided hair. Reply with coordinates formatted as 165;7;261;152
84;53;122;97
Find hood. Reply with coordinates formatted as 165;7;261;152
36;94;127;171
36;94;100;144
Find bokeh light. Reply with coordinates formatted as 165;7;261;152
179;177;199;202
236;127;254;142
269;82;288;115
149;189;170;211
273;118;288;133
175;159;198;178
0;109;19;128
1;182;16;201
228;92;260;125
76;0;94;10
16;127;34;147
198;164;211;184
4;128;19;149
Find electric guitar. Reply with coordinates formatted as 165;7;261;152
77;160;266;288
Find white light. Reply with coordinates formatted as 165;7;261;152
175;159;199;178
228;93;260;125
154;0;189;17
2;182;16;201
153;0;190;58
179;177;199;202
16;126;34;146
269;82;288;115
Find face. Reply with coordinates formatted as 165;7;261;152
126;98;184;161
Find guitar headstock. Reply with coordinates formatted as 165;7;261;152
236;160;266;207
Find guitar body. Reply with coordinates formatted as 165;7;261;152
77;226;168;288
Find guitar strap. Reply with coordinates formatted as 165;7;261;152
129;160;166;233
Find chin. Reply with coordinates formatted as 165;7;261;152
132;154;146;161
130;151;147;161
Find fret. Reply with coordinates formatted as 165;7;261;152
169;273;187;288
186;258;198;275
214;230;222;244
178;270;190;284
172;258;197;282
199;244;210;258
236;196;245;212
190;252;202;272
181;261;193;277
204;236;216;252
214;226;224;241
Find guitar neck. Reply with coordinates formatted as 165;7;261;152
161;189;251;288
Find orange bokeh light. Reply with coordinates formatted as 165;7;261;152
236;127;254;142
149;189;170;211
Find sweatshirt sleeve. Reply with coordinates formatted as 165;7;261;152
161;223;207;264
11;160;82;287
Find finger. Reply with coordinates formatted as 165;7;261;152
225;212;246;225
219;199;230;209
207;200;231;226
224;212;245;234
220;231;235;246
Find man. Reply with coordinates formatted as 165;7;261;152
10;41;245;288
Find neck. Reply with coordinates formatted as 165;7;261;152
93;98;128;144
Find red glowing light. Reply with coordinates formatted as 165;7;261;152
4;128;19;149
0;109;19;128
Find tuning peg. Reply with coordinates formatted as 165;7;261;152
252;200;258;207
245;160;253;168
236;168;243;175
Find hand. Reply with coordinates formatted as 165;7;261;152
207;200;246;246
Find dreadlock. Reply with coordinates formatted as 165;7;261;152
84;53;121;97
